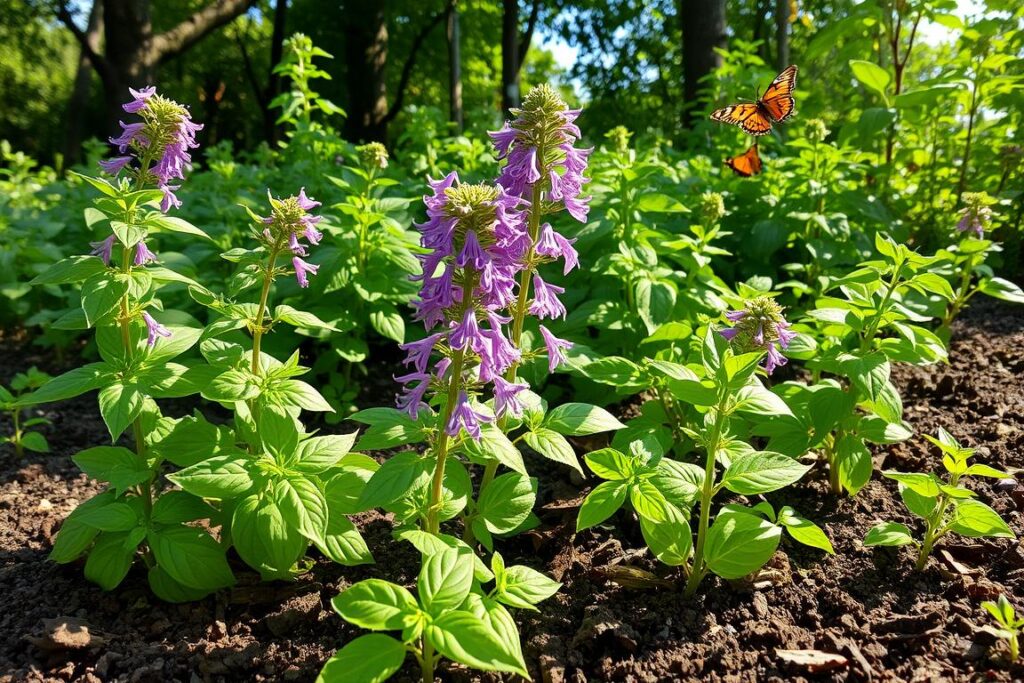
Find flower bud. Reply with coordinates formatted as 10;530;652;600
356;142;389;171
605;125;633;155
698;191;725;225
806;118;830;143
957;192;996;239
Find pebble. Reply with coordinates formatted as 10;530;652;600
995;478;1018;492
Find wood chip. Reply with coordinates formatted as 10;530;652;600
592;565;674;589
776;649;849;672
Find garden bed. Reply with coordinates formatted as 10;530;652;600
1;297;1022;683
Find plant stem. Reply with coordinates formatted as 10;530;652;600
859;260;903;353
421;640;435;683
941;252;979;331
917;492;951;570
425;276;475;535
825;430;843;495
1010;634;1019;662
684;399;729;598
252;246;282;376
12;409;23;458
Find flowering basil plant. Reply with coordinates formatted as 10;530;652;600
21;88;373;597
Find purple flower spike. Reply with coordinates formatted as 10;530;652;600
396;374;430;420
297;187;321;211
445;391;492;439
539;325;573;373
99;156;132;176
529;274;567;320
142;311;172;347
292;256;319;288
400;333;444;374
134;240;157;266
123;86;157;113
493;376;528;418
89;235;116;265
720;297;793;375
110;122;146;152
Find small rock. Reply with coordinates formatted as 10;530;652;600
995;478;1018;493
29;617;106;651
540;654;565;683
752;592;769;619
38;499;53;510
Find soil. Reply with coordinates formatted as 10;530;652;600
1;298;1023;683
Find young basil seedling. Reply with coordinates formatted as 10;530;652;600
1;367;52;456
981;595;1023;662
864;429;1014;569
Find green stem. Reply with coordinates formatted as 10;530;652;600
917;485;953;570
684;398;729;598
826;430;843;495
941;253;979;331
425;276;476;535
12;409;23;458
252;246;282;376
421;640;435;683
1010;634;1019;662
859;261;903;353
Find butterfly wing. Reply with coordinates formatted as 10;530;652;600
759;65;797;123
725;144;763;177
710;103;773;136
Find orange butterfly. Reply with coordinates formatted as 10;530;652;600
710;65;798;136
725;144;763;177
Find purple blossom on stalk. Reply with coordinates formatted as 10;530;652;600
141;311;172;347
446;391;492;439
956;193;995;239
292;257;318;288
256;189;324;288
493;376;528;418
539;325;572;373
489;84;592;222
89;235;116;265
134;241;157;266
100;87;203;213
719;296;795;375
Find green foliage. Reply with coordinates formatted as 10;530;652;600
982;595;1023;662
864;429;1015;569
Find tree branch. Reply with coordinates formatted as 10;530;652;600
55;1;110;83
234;22;267;108
517;0;541;72
383;7;448;124
151;0;255;65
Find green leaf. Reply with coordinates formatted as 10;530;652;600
50;491;116;563
232;493;308;580
949;500;1014;539
636;192;687;213
274;304;341;332
167;452;256;499
841;351;890;402
849;59;891;103
523;428;582;475
777;506;834;553
19;363;111;406
544;403;625;435
705;509;782;579
460;424;527;475
733;378;793;417
202;368;261;403
629;478;670;522
145;214;212;240
639;506;692;566
148;525;234;591
576;480;629;531
98;382;145;441
352;410;426;451
294;433;358;473
81;272;130;327
419;547;474;614
315;514;373;566
494;560;561;610
84;532;136;590
634;277;677;334
426;611;528;677
835;434;873;496
316;634;406;683
20;431;50;453
276;379;334;412
978;277;1024;304
578;356;650;391
369;304;405;342
899;484;937;519
863;521;915;547
77;501;140;531
31;256;109;285
584;448;635;481
720;451;809;495
882;471;940;497
73;446;150;493
475;473;537;535
148;565;215;603
275;476;329;541
332;579;418;631
151;491;215;525
394;529;494;583
358;452;431;510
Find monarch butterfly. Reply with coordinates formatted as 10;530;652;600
710;65;798;136
725;144;763;177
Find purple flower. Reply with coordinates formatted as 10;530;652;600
493;376;527;418
288;232;307;256
456;230;489;269
956;196;993;239
534;223;579;275
297;187;321;211
529;274;567;320
449;310;482;352
99;156;132;176
400;333;444;374
134;240;157;266
159;184;182;212
303;224;323;245
539;325;572;372
123;86;156;113
292;256;319;288
110;122;147;152
719;297;793;375
445;391;492;439
396;373;431;420
142;311;172;347
89;235;116;265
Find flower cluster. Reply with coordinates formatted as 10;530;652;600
806;118;830;143
356;142;389;171
605;126;633;155
957;192;996;238
490;84;592;222
259;189;323;288
720;296;796;375
698;191;725;225
102;87;203;212
397;175;576;438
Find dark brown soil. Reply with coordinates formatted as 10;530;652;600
2;298;1023;683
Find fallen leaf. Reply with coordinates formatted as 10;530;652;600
776;649;848;672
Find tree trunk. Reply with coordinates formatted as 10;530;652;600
102;0;155;133
774;0;789;72
265;0;289;143
64;0;104;164
680;0;727;126
447;2;463;133
343;0;389;142
501;0;520;113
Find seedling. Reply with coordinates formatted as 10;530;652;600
864;429;1014;569
982;595;1023;662
318;543;558;683
0;367;52;456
